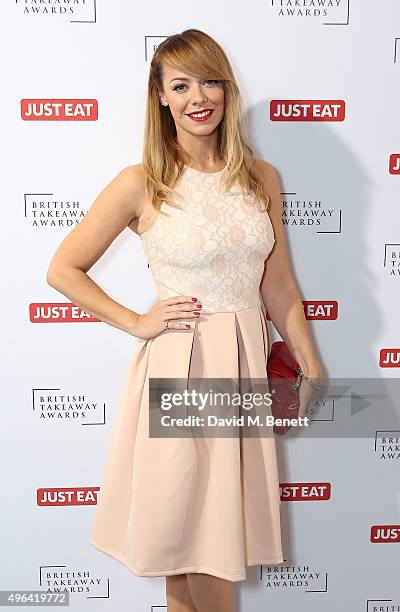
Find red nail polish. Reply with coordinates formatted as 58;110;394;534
196;304;202;308
192;297;197;301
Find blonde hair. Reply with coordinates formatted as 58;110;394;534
142;28;271;214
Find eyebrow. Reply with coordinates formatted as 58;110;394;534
169;77;192;83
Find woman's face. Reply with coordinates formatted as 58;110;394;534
159;63;225;137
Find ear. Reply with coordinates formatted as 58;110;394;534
157;88;164;104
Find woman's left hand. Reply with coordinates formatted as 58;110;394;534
297;373;322;420
299;365;325;417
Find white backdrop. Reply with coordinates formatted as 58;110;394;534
1;1;400;610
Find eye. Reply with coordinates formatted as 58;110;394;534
172;79;220;93
172;83;186;92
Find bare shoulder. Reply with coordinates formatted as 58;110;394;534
119;162;146;184
252;158;279;183
115;163;146;209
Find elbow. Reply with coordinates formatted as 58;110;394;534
46;263;84;290
46;251;60;288
46;252;71;288
46;262;66;290
46;266;59;289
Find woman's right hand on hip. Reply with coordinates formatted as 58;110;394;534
130;296;202;339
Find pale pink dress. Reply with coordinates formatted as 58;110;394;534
89;164;284;582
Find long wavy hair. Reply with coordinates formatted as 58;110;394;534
142;28;271;214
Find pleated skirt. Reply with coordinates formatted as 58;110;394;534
89;302;284;582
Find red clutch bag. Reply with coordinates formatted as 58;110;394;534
266;340;303;436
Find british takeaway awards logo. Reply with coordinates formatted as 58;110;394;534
271;0;350;26
269;0;350;24
31;386;106;426
15;0;97;22
24;190;87;229
20;102;96;229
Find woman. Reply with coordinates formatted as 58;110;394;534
47;29;323;612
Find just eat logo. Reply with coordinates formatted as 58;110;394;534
21;99;98;121
280;482;331;501
266;300;338;321
37;487;100;506
370;525;400;542
29;303;100;322
389;154;400;174
270;99;345;121
379;349;400;368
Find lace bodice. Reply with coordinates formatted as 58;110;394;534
139;165;275;313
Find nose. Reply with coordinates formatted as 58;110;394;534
191;82;208;106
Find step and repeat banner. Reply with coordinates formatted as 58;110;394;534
2;1;399;610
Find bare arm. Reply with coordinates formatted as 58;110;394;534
257;160;324;379
46;165;143;336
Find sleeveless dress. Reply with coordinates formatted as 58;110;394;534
89;164;284;582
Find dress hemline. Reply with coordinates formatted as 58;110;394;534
89;537;284;583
